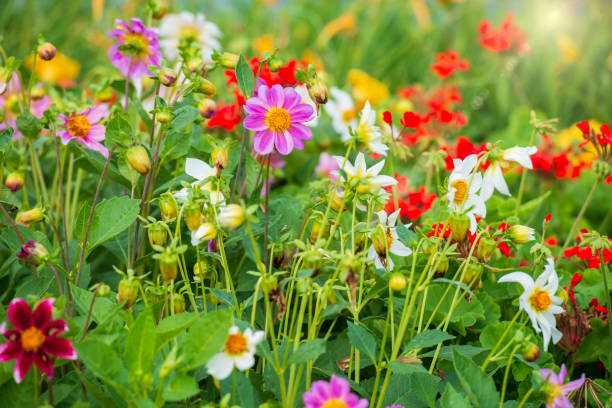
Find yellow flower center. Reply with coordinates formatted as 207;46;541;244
20;327;45;352
6;94;20;114
341;109;356;122
265;107;291;133
123;33;151;60
544;384;565;404
67;114;91;139
451;180;469;205
179;26;202;41
322;399;347;408
225;333;248;356
529;288;552;312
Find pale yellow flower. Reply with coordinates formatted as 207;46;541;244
348;69;389;108
252;34;275;55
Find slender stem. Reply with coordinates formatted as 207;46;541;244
499;346;520;407
0;202;24;245
600;251;612;381
26;50;37;110
33;366;39;407
47;264;65;298
562;179;599;250
75;145;117;286
47;377;54;406
263;155;271;269
481;309;522;372
51;124;70;271
516;388;534;408
124;58;131;113
80;283;101;342
231;126;248;203
149;82;160;147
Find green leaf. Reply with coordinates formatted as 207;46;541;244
70;284;123;329
105;111;132;147
220;371;261;407
439;383;471;408
347;322;377;365
16;111;41;139
575;318;611;371
125;307;156;380
163;374;200;401
87;196;139;256
0;128;13;154
405;330;455;353
73;200;97;241
286;339;326;366
76;340;126;385
181;309;233;371
396;223;418;247
170;104;199;132
155;312;199;350
236;54;255;97
452;347;500;408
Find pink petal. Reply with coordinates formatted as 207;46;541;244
8;299;33;331
83;105;109;124
33;351;54;378
268;84;284;107
42;337;77;360
87;125;106;142
80;139;110;159
58;130;73;145
562;374;585;393
282;88;301;110
289;104;315;122
244;97;268;114
0;340;21;362
33;298;54;328
243;114;268;131
253;130;275;155
289;123;312;142
275;131;294;155
14;351;33;383
256;85;270;103
329;375;350;398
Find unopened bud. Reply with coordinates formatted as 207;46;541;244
261;275;278;294
184;202;202;231
218;204;245;230
16;208;44;226
97;284;111;297
307;75;328;105
477;237;497;263
159;252;178;282
593;159;611;180
156;109;171;123
186;58;202;74
117;276;139;308
148;223;168;247
5;172;24;192
211;146;229;171
268;58;283;72
521;343;540;362
509;225;535;244
17;239;48;266
37;43;56;61
434;254;449;278
30;86;45;100
330;193;344;213
195;78;216;97
389;273;407;291
354;231;368;253
191;222;217;246
126;145;151;176
462;262;482;290
198;98;216;119
171;293;186;313
218;53;239;69
159;68;177;87
159;192;178;222
310;219;323;244
97;88;114;103
450;213;470;242
150;0;167;19
194;259;214;280
371;225;389;258
148;286;164;304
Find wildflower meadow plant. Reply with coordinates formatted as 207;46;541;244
0;1;611;407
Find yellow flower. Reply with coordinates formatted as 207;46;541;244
318;13;356;47
347;69;389;108
252;34;274;55
301;49;325;72
556;34;580;64
24;52;80;88
556;120;601;165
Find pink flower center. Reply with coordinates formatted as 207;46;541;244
20;327;45;352
225;333;248;356
67;114;91;139
265;107;291;133
322;399;347;408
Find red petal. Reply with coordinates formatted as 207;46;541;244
14;351;33;384
8;299;33;331
33;351;54;379
33;298;54;328
0;340;21;362
576;120;590;134
42;337;77;360
42;319;68;337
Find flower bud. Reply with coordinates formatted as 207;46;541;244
307;75;328;105
198;98;216;119
147;286;165;304
191;222;217;245
150;0;167;19
195;78;216;97
433;254;449;278
462;262;482;290
159;192;178;222
477;237;497;263
330;193;344;213
16;208;44;226
159;251;179;282
156;109;171;123
184;202;202;231
371;225;390;258
354;231;368;253
593;159;611;180
30;86;45;100
5;172;24;192
521;343;540;362
218;53;239;69
37;42;56;61
16;240;48;266
218;204;245;230
159;68;177;87
186;58;202;74
171;293;186;313
211;146;229;171
117;276;139;308
450;213;470;242
389;273;407;291
97;88;114;103
310;219;323;244
97;284;111;297
126;145;151;176
268;58;283;72
557;289;568;303
194;259;214;280
148;223;168;247
261;275;278;294
509;225;535;244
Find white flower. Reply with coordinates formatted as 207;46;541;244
498;258;564;351
354;100;388;156
159;12;221;62
191;222;216;246
367;210;412;270
446;154;487;233
324;87;357;139
174;158;225;205
206;326;264;380
481;146;537;201
295;84;318;126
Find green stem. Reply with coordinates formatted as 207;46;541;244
562;179;599;250
481;309;522;372
600;251;612;381
499;346;520;407
516;388;534;408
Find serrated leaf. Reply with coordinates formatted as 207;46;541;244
163;374;200;401
0;128;13;153
439;383;471;408
396;223;418;247
405;329;455;352
74;200;97;240
236;54;255;97
76;340;126;384
87;196;139;256
347;322;377;365
286;339;326;367
155;312;199;351
125;307;156;379
452;347;500;408
181;309;233;371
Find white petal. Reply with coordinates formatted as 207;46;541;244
460;154;478;173
481;168;495;201
503;146;537;169
493;166;510;196
367;159;385;177
498;272;535;293
186;158;212;180
371;175;397;187
233;352;255;371
206;352;234;380
376;210;388;225
174;188;189;202
390;241;412;256
387;210;400;226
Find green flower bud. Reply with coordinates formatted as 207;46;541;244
117;277;139;308
16;208;44;226
184;202;202;231
159;192;178;222
158;68;177;87
450;213;470;242
126;145;151;176
148;223;168;247
218;204;245;230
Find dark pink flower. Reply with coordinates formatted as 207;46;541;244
539;364;585;407
57;105;109;158
243;84;315;155
302;375;368;408
0;298;77;383
108;18;161;79
0;73;51;139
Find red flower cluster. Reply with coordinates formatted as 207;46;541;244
383;174;437;222
531;134;585;180
576;121;612;161
206;90;245;131
477;13;530;55
440;136;488;171
563;229;612;269
430;50;469;79
225;57;301;88
428;222;450;239
588;298;609;315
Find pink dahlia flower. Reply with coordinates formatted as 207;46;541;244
0;298;77;383
0;72;51;139
315;152;339;180
58;104;109;158
108;18;161;79
244;84;315;155
539;364;585;408
302;375;369;408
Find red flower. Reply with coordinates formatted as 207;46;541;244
225;57;301;88
401;111;425;128
576;120;590;135
477;13;530;55
0;298;77;383
207;91;244;132
382;110;393;125
430;50;470;79
545;213;551;223
570;273;583;288
384;175;437;222
589;298;599;307
544;237;558;247
428;223;450;238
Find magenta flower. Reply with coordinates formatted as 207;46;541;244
108;18;161;79
0;72;51;139
244;84;315;155
0;298;77;383
58;105;109;158
539;364;585;408
315;152;339;180
302;375;369;408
